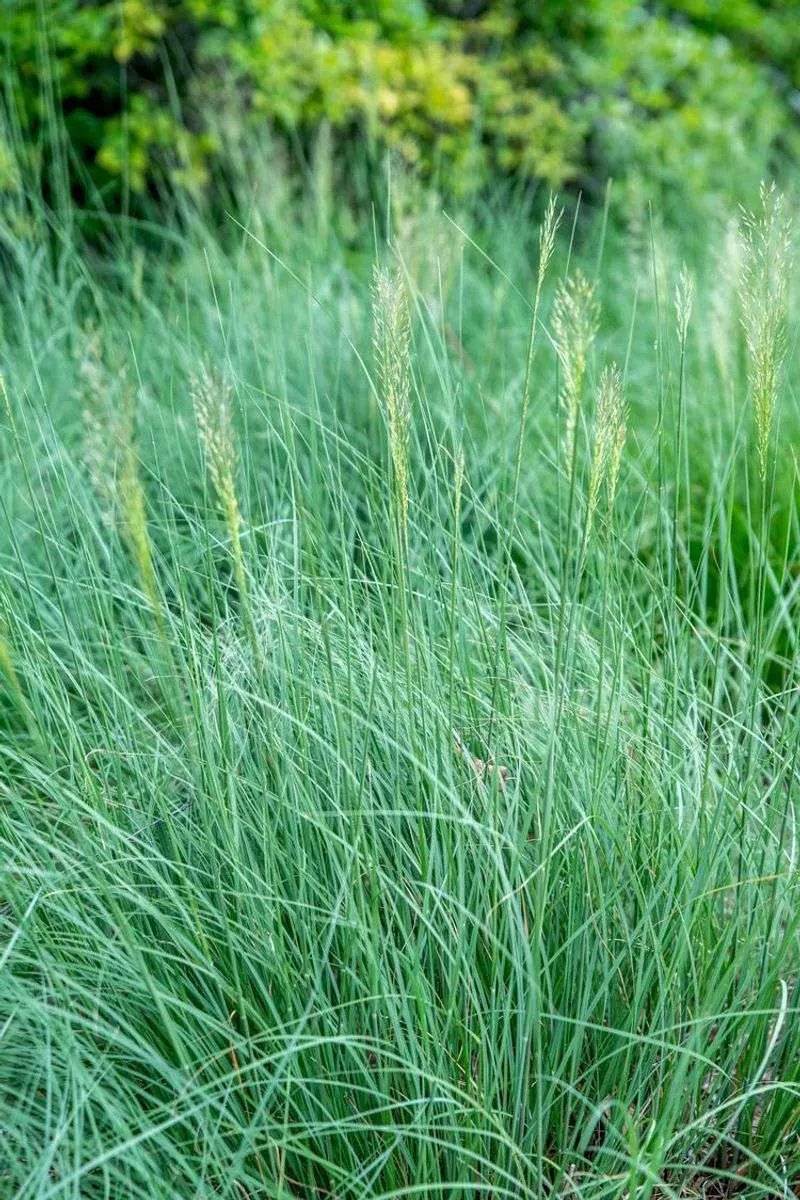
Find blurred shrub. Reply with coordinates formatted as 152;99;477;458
2;0;797;212
579;1;796;210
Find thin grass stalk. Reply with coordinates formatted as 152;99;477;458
192;362;264;676
77;332;175;689
371;263;414;724
664;265;694;739
487;195;561;755
736;187;794;878
447;445;465;734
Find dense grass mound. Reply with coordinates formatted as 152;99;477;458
0;185;799;1197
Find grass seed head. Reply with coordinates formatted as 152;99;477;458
192;361;239;524
674;263;695;345
588;362;626;534
191;362;258;659
535;194;561;311
77;330;162;622
372;265;412;541
738;181;793;480
552;270;600;469
117;391;161;619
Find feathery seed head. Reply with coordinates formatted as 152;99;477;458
674;264;695;345
606;402;627;519
192;361;239;528
453;443;465;527
536;194;561;306
552;270;600;468
454;444;465;496
738;181;793;479
395;197;463;323
117;391;160;618
191;362;256;655
372;265;412;539
79;326;118;520
76;329;162;622
588;363;626;532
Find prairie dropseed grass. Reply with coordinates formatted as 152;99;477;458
0;180;798;1200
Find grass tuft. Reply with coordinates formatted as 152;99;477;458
0;180;798;1200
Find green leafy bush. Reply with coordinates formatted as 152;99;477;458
2;0;797;211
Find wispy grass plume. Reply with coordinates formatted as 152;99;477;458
192;361;261;667
552;269;600;470
371;264;412;550
78;329;163;627
117;392;162;626
674;262;695;347
587;362;627;536
738;182;793;480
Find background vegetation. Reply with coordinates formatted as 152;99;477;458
3;0;800;218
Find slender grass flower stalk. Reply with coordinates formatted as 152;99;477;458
371;265;412;552
674;263;695;347
486;196;561;757
513;193;561;495
534;194;560;321
79;326;117;524
738;182;793;481
509;194;561;531
606;389;627;518
192;363;260;664
447;444;465;728
672;263;694;583
78;331;164;628
552;270;600;470
586;363;626;540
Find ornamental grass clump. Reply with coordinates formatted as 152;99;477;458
3;177;800;1200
